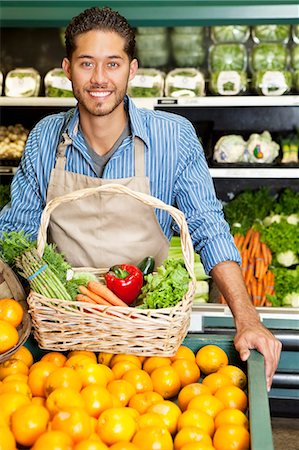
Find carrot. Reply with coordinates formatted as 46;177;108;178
241;249;249;271
250;278;258;306
78;285;111;306
76;294;97;304
234;234;244;250
261;243;269;266
245;258;254;286
256;280;263;306
242;228;254;251
249;231;261;259
88;281;128;307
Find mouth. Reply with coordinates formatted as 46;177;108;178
88;90;112;99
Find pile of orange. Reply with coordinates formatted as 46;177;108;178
0;298;24;354
0;343;250;450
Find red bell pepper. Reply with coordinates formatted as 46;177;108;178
104;264;143;305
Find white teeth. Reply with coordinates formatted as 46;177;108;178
89;91;110;97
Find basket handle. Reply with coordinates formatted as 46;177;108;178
37;183;195;279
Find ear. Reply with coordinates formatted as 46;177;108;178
62;58;71;80
129;58;138;81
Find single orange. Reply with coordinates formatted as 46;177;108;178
11;403;50;447
51;407;92;444
147;400;181;434
170;345;196;362
187;394;225;419
0;392;31;421
65;354;98;370
28;361;57;397
122;368;153;394
31;396;47;407
67;350;97;362
0;298;24;328
0;321;19;354
74;439;109;450
12;345;34;367
97;352;114;366
2;373;28;384
177;409;215;436
174;427;213;450
151;365;181;399
31;430;73;450
80;384;114;418
195;345;228;375
213;424;250;450
0;358;29;380
137;411;167;430
44;366;83;396
75;363;108;388
0;424;16;450
112;360;141;379
110;354;142;369
142;356;171;374
171;358;201;387
214;386;248;412
132;426;173;450
215;408;249;429
178;383;212;411
40;351;67;367
46;387;85;417
107;379;136;406
0;379;32;398
217;365;247;390
96;407;137;446
128;391;164;414
202;372;232;394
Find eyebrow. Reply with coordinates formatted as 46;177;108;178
77;54;124;60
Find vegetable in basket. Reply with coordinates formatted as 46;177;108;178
105;264;143;305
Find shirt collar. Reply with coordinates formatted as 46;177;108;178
66;96;150;148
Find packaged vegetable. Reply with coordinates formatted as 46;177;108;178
128;68;164;97
170;32;204;51
136;33;168;51
250;43;289;72
5;68;41;97
172;26;205;38
136;27;167;35
252;25;290;43
213;135;247;163
165;68;205;98
252;70;292;96
44;68;73;97
137;48;169;68
208;44;247;72
291;45;299;70
172;48;206;68
211;26;250;43
293;25;299;43
246;131;280;164
209;71;247;95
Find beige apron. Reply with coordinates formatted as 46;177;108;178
46;132;169;268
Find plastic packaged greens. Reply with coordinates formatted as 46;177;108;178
165;68;205;97
291;45;299;70
252;25;290;43
211;26;250;43
293;25;299;43
208;44;247;72
250;43;289;71
209;71;247;95
252;70;293;96
172;26;205;38
5;68;41;97
171;32;204;51
137;48;169;68
44;68;73;97
136;33;168;51
173;47;205;67
128;69;164;97
136;27;167;35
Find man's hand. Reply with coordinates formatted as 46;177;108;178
234;321;282;391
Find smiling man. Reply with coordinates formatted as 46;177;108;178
0;6;281;389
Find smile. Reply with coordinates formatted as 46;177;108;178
89;91;111;98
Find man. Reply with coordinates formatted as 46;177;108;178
0;6;281;388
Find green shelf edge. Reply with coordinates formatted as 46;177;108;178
1;1;299;27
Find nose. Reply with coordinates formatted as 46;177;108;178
90;64;108;86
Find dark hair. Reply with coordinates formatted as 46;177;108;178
65;6;136;61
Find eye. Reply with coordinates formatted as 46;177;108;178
82;61;93;68
108;61;119;68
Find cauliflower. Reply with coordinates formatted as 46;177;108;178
276;250;299;267
282;292;299;308
214;135;246;163
246;131;279;163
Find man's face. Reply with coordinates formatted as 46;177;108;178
63;30;137;117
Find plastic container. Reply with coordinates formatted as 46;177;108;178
172;26;205;38
211;25;250;43
44;68;73;97
208;44;247;72
252;70;293;96
136;27;167;35
209;71;247;96
137;48;170;68
128;69;165;97
291;45;299;70
250;43;289;72
292;25;299;43
165;68;205;97
136;33;168;51
173;47;206;68
171;32;204;52
252;25;290;43
5;67;41;97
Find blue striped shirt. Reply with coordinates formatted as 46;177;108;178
0;96;240;274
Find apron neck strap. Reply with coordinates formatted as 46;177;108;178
55;132;73;170
134;136;145;177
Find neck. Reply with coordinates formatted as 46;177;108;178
79;102;128;156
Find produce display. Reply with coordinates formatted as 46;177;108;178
224;188;299;307
208;44;247;72
210;26;250;43
0;340;251;449
252;70;293;96
0;123;29;160
127;69;165;97
252;24;291;43
170;27;206;67
135;27;170;68
5;68;41;97
250;43;289;72
0;297;24;354
209;70;247;95
165;68;205;97
213;131;280;164
44;68;73;97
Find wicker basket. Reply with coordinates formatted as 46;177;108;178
0;258;32;363
27;183;196;356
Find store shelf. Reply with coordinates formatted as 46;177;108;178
209;168;299;178
2;1;298;27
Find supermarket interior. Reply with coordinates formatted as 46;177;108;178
0;1;299;449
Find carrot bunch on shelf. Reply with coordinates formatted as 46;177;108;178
235;228;275;307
